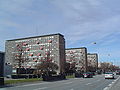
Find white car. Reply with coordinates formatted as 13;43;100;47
105;72;114;79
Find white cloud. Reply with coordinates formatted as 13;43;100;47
65;14;120;43
0;0;120;65
52;0;113;22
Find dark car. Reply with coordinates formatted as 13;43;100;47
116;71;120;75
6;75;11;78
75;72;83;78
83;72;93;78
90;72;96;76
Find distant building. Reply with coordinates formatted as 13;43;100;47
5;33;66;75
98;62;101;68
87;53;98;72
0;51;4;77
66;47;88;72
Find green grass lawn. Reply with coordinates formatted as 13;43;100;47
5;75;75;85
66;75;75;79
5;78;43;85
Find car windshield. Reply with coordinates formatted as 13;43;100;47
105;72;113;74
84;72;91;74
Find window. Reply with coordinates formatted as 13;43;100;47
29;53;33;56
37;53;41;56
48;40;52;43
36;41;40;44
46;51;50;55
40;47;43;50
33;60;37;62
16;44;19;47
23;43;28;46
26;48;30;51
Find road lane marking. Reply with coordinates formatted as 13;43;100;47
112;82;114;84
15;79;70;87
103;87;108;90
74;78;78;79
103;76;120;90
84;78;104;86
16;78;75;88
108;84;112;86
15;82;50;87
96;79;100;81
86;83;91;85
34;87;48;90
64;82;72;84
85;79;102;85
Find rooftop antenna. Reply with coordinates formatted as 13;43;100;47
35;25;39;36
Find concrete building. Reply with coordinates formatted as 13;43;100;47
87;53;98;72
0;51;4;77
0;51;4;85
98;62;102;68
66;47;88;72
5;33;66;75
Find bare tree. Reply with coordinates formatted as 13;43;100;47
34;61;58;75
13;43;28;74
99;62;119;72
65;62;70;72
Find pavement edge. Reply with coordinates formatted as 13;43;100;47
103;76;120;90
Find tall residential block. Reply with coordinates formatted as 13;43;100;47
66;47;88;72
0;51;4;77
87;53;98;72
5;33;66;75
0;51;4;86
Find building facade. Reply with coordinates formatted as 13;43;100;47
87;53;98;72
5;33;66;75
0;51;4;85
0;51;4;77
66;47;88;72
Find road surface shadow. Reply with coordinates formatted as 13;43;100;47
44;78;68;82
0;84;15;88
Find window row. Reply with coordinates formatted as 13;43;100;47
16;40;53;47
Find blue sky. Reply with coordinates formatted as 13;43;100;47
0;0;120;66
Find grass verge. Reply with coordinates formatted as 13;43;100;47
66;75;75;79
5;78;43;85
5;75;75;85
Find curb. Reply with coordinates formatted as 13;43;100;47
103;76;120;90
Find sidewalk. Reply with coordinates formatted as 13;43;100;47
110;76;120;90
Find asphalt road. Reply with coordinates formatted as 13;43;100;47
1;74;119;90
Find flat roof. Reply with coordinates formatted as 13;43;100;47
87;53;98;55
66;47;87;50
6;33;64;41
0;51;4;53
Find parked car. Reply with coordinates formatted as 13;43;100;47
75;72;83;78
91;72;96;76
116;71;120;75
6;75;11;78
105;72;114;79
83;72;93;78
